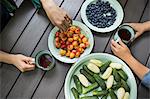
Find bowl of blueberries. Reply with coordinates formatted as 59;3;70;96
81;0;124;33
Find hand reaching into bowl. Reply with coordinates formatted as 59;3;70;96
41;0;72;32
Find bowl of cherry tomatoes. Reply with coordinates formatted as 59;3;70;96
48;21;94;63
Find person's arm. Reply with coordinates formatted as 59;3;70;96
128;21;150;39
111;40;150;80
123;54;149;80
0;51;35;72
142;21;150;31
0;51;14;64
40;0;72;32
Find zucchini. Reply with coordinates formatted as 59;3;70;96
101;67;112;79
121;79;130;92
106;75;114;89
113;69;121;82
100;61;111;73
73;75;82;94
110;62;122;69
80;69;96;83
83;64;94;76
71;87;79;99
87;63;100;73
93;90;108;96
78;74;89;87
93;74;106;90
82;82;99;94
109;89;117;99
89;59;103;67
117;87;125;99
101;95;108;99
123;92;130;99
112;82;121;90
118;70;128;81
80;96;99;99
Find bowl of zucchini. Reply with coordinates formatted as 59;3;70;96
64;53;137;99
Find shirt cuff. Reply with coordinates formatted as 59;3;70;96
32;0;41;9
141;71;150;89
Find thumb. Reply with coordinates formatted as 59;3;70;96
118;39;126;47
135;31;141;39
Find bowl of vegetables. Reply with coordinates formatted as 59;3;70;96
64;53;137;99
48;20;94;63
81;0;124;33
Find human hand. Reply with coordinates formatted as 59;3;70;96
111;39;132;61
41;0;72;32
127;23;145;39
11;54;35;72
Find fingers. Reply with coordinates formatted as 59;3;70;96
22;56;35;64
110;43;117;52
58;19;69;32
111;39;121;49
60;23;67;32
118;39;126;47
20;64;35;72
60;15;72;32
65;15;72;25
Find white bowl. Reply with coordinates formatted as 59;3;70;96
65;53;137;99
81;0;124;33
48;21;94;63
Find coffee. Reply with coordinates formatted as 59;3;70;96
118;29;131;41
38;54;52;68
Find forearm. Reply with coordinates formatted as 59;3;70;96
40;0;56;9
0;51;14;64
124;55;150;80
142;21;150;32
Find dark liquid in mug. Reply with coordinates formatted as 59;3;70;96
38;54;52;68
118;29;131;41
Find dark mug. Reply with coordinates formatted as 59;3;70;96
114;23;135;44
30;50;55;71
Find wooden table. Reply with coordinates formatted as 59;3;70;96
1;0;150;99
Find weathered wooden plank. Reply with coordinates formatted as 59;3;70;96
1;0;36;52
15;0;24;7
32;0;85;99
2;12;49;98
4;0;64;98
57;87;65;99
1;1;36;98
137;1;150;98
130;0;150;65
